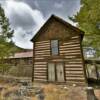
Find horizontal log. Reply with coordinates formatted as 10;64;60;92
34;58;44;60
60;53;81;56
36;40;49;44
65;74;84;77
35;45;50;49
60;50;81;54
34;69;47;74
52;59;64;62
35;52;50;55
59;47;81;51
68;61;82;64
63;42;80;46
60;44;80;48
34;79;47;81
65;68;83;71
66;78;85;81
34;62;47;64
65;64;83;67
34;76;46;79
65;58;82;61
34;67;47;69
63;41;79;45
35;50;50;53
34;69;47;72
65;69;83;71
34;65;47;68
65;71;83;74
64;56;81;59
66;81;85;85
71;36;79;39
35;43;50;47
35;55;50;58
34;73;46;76
35;48;50;51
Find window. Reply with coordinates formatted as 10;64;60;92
51;40;59;55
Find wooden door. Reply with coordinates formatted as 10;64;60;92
48;63;55;82
56;63;65;82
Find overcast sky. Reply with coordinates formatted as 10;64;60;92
0;0;81;49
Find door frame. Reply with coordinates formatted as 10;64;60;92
47;61;66;82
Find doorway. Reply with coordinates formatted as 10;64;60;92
48;63;65;82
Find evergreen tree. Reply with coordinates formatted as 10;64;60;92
69;0;100;57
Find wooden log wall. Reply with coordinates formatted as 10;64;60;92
59;36;86;85
33;36;86;85
34;41;50;81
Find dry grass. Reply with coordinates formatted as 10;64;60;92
40;84;68;100
0;83;87;100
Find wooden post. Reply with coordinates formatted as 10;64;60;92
86;87;97;100
94;62;99;80
32;42;35;82
86;64;89;79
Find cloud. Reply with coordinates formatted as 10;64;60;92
1;0;45;49
54;1;65;9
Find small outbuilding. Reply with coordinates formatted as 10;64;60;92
31;15;86;85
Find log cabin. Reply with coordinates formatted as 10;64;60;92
31;15;87;85
0;51;33;76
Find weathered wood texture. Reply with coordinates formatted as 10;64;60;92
33;37;86;85
32;15;86;85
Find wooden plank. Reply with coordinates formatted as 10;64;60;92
34;62;47;64
65;74;84;77
66;78;85;81
36;40;50;44
35;50;50;53
65;68;83;71
71;36;79;39
65;64;83;67
34;70;46;76
61;52;81;55
35;47;50;51
34;64;46;66
35;55;50;58
59;47;80;51
34;79;47;81
68;61;82;64
34;58;44;60
63;41;79;45
35;52;50;55
34;73;46;75
34;69;47;72
66;81;85;85
60;44;80;48
60;50;81;53
35;43;50;47
35;45;50;49
34;77;46;79
62;42;80;46
65;71;83;74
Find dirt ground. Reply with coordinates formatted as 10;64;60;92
0;76;100;100
0;82;87;100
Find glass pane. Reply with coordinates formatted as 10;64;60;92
52;47;58;55
51;40;59;55
51;40;58;47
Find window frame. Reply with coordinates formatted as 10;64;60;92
50;39;59;56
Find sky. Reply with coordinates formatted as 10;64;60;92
0;0;81;49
